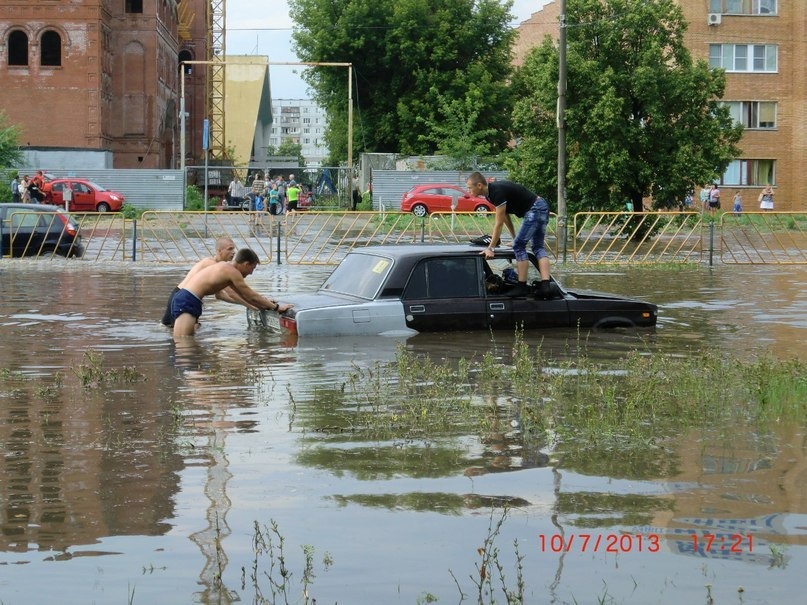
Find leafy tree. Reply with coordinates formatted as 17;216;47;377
266;141;305;168
511;0;743;212
0;111;22;169
289;0;516;165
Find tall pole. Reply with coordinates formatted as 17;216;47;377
557;0;568;262
180;68;186;209
347;66;353;175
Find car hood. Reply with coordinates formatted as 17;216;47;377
280;291;369;317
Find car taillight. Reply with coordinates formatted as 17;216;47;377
57;213;78;237
280;315;297;334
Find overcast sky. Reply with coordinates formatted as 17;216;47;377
226;0;553;98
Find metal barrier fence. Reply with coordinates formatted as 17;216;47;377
573;211;705;264
2;210;87;259
2;209;806;265
719;212;807;264
137;210;281;263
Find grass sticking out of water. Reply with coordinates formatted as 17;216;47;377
342;334;806;454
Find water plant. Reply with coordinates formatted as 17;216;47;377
337;335;806;458
72;350;146;388
244;519;328;605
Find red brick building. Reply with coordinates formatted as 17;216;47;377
0;0;188;169
514;0;806;211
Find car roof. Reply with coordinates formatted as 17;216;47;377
351;243;516;261
1;203;62;211
409;183;463;190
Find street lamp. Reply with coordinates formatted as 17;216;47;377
179;60;354;208
557;0;568;261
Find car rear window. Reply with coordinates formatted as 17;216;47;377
320;252;393;299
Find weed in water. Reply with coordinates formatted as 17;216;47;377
245;519;327;605
334;335;805;466
72;350;146;388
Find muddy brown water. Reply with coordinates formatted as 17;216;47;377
0;260;805;604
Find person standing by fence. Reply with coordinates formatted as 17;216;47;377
19;175;31;203
10;174;20;203
228;175;246;209
732;191;742;217
758;184;774;211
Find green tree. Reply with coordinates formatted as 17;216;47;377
0;111;22;169
289;0;516;164
511;0;743;212
276;139;306;167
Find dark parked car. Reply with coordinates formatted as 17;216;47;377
247;244;658;337
0;203;84;258
401;184;494;217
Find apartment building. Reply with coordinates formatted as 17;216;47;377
268;98;328;167
515;0;806;210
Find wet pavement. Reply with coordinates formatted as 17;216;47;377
0;259;805;604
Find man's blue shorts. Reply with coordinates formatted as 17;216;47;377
171;288;203;321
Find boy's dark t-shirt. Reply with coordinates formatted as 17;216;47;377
486;181;543;217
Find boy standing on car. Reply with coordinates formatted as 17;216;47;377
466;172;552;298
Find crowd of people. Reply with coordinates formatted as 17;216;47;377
9;170;47;203
226;172;308;217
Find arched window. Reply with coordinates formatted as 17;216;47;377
41;30;61;67
8;30;28;66
178;49;193;75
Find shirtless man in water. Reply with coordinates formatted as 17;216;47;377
171;248;292;338
161;236;254;326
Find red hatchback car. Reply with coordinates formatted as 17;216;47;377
401;184;494;217
43;178;125;212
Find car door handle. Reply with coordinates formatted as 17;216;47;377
409;305;426;313
489;303;505;311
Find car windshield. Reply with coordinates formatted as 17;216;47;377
319;252;393;299
87;181;106;191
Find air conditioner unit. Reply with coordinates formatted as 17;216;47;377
708;13;722;26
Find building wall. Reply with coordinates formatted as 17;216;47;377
0;0;180;169
514;0;805;211
178;0;211;167
0;1;110;150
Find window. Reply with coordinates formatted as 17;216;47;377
723;101;777;129
8;30;28;66
125;0;143;13
11;211;41;230
721;159;775;186
40;30;61;67
709;0;777;14
320;252;392;299
178;49;193;74
709;44;777;72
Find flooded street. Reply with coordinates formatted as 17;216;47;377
0;259;805;604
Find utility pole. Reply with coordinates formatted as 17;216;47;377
557;0;568;261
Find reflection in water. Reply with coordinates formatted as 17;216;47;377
173;341;236;604
0;262;805;604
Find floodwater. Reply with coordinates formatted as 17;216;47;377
0;259;805;605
